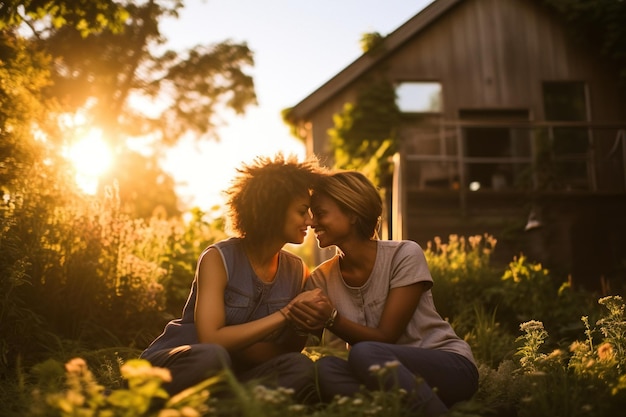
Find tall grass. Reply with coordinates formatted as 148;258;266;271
17;295;626;417
2;168;624;416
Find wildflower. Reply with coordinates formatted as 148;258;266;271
65;390;85;406
598;295;623;309
180;406;200;417
336;395;349;405
65;358;87;374
352;398;363;405
468;235;482;246
252;385;293;404
368;364;381;373
158;409;181;417
544;349;565;364
384;360;400;369
598;296;624;317
519;320;545;334
364;405;384;415
121;361;172;382
279;386;295;396
597;342;615;361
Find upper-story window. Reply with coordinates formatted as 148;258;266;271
542;81;591;190
396;81;442;113
543;82;587;121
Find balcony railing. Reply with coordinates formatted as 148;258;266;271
391;122;626;239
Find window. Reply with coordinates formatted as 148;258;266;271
460;109;532;191
543;82;587;121
542;82;590;190
396;82;442;113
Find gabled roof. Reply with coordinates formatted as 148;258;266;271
286;0;462;121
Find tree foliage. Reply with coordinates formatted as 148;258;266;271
1;0;258;216
542;0;626;85
0;0;129;36
0;0;250;373
328;78;400;187
8;0;258;149
0;31;52;190
359;31;385;54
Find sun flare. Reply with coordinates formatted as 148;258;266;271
66;129;113;195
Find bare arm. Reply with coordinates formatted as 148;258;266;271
194;248;288;351
333;282;429;344
289;282;430;345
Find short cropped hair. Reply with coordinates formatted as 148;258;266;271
225;153;322;243
312;171;382;240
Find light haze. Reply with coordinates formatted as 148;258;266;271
161;0;434;210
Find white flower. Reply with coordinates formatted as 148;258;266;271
368;364;381;373
384;360;400;368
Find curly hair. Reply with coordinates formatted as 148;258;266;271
225;153;323;243
312;171;382;240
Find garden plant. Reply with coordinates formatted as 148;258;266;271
2;182;625;416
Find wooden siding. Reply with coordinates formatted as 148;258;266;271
290;0;626;291
380;0;622;119
299;0;624;165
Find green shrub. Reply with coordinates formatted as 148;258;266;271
425;234;502;324
1;180;227;371
509;296;626;416
4;221;625;417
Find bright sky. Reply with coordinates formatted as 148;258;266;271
160;0;434;210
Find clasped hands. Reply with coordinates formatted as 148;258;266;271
283;288;334;332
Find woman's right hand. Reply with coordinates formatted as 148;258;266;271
289;287;325;305
286;289;334;331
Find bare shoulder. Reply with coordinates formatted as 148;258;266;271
197;247;227;286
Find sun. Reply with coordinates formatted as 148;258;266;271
66;128;113;195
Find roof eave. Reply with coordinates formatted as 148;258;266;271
286;0;463;122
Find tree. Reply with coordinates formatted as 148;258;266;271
360;31;385;54
542;0;626;86
41;9;257;148
0;0;129;36
283;32;399;187
1;0;257;215
0;0;255;370
0;31;51;191
100;150;180;218
328;78;400;187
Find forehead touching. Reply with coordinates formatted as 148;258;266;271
290;192;311;208
311;192;339;211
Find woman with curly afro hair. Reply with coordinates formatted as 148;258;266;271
141;153;325;403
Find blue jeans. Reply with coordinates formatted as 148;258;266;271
316;341;478;416
142;344;318;403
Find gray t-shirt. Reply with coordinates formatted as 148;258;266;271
306;240;476;365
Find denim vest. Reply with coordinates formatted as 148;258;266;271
141;238;305;356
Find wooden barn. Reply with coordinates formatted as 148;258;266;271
285;0;626;291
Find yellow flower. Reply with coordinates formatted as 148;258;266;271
180;406;200;417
